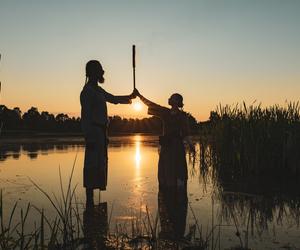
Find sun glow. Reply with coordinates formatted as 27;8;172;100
132;99;143;111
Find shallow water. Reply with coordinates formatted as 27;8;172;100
0;135;300;249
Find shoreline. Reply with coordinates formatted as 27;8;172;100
0;132;160;145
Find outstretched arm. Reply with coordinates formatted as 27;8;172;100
135;89;159;108
135;89;169;117
104;90;135;104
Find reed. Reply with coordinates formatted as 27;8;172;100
0;190;44;249
29;155;85;249
199;102;300;180
195;103;300;249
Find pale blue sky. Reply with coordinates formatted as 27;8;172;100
0;0;299;120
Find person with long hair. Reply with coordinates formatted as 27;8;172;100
80;60;135;206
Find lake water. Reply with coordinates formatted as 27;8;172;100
0;135;300;249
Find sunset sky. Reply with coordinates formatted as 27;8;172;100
0;0;299;121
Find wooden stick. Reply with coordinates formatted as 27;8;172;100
132;45;136;90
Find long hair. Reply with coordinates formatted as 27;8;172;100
85;60;103;84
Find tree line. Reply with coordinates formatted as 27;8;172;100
0;105;198;135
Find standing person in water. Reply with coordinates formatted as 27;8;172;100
80;60;136;207
134;89;191;191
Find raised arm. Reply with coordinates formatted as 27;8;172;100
135;89;169;117
138;93;159;108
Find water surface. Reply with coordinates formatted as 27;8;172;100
0;135;299;249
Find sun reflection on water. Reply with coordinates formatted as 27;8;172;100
133;135;143;197
134;135;142;169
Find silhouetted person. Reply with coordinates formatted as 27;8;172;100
135;89;191;190
80;60;136;207
83;202;108;249
158;186;188;241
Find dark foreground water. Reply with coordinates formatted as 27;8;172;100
0;135;300;249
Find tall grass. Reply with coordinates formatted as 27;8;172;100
196;103;300;249
29;155;84;249
0;190;45;249
0;157;84;249
200;102;300;180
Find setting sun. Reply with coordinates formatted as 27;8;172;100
132;100;143;111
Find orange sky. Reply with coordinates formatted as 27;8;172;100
1;1;300;121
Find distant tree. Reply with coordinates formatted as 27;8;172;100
0;105;22;129
40;111;56;130
56;113;69;123
0;104;7;112
22;107;41;130
41;111;51;121
13;107;22;119
0;105;198;134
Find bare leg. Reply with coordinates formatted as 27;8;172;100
86;188;94;208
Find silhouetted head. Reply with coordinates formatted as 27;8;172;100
168;93;184;109
85;60;105;84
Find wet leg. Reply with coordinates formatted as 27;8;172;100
86;188;94;208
